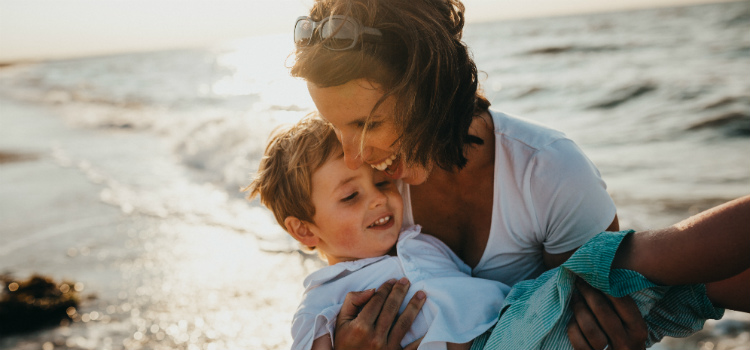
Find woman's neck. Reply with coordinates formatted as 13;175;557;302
409;111;495;267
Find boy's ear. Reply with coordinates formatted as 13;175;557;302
284;216;319;247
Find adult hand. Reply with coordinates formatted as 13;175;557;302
334;277;427;350
567;278;648;350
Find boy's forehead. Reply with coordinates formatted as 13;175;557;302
315;152;373;190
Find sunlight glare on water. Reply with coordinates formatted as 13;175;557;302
212;34;314;116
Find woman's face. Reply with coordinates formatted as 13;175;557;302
308;79;430;185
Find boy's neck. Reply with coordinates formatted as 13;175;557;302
324;245;398;265
388;245;398;257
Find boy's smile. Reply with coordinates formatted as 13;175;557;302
304;152;403;265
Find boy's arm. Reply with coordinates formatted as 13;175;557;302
612;195;750;302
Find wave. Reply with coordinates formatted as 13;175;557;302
587;83;657;109
701;96;750;110
725;8;750;27
686;111;750;137
523;44;620;55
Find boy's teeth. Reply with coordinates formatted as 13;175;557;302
369;216;391;227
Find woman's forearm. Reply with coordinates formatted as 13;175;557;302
706;268;750;311
612;195;750;286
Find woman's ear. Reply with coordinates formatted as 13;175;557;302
284;216;319;248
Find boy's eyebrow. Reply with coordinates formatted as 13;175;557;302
337;176;358;188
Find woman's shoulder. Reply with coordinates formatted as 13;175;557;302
488;110;569;151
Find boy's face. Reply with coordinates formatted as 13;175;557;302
306;152;403;265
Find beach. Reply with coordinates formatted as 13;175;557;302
2;93;749;349
0;97;321;349
1;1;749;348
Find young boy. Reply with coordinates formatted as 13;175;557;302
246;115;749;350
246;115;508;350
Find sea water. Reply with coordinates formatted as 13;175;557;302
1;2;748;349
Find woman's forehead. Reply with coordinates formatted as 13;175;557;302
308;79;393;122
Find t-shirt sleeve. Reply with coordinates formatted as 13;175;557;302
528;138;617;254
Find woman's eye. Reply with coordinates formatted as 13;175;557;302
341;192;358;202
355;120;380;129
376;180;392;188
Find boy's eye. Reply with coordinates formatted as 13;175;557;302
341;192;358;202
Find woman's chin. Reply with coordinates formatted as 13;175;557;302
382;160;403;180
402;169;430;185
385;160;429;185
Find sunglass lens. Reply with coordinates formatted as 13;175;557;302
320;18;357;50
294;19;314;45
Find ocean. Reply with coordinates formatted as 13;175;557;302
1;1;748;349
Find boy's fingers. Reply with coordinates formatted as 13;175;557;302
338;288;377;324
375;277;411;336
357;279;397;326
388;290;426;349
569;290;608;350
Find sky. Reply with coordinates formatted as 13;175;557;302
0;0;736;62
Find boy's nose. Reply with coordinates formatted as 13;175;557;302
369;190;387;209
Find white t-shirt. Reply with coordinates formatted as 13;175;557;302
291;226;510;350
401;110;617;286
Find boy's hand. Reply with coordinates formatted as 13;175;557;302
567;278;648;350
334;278;426;350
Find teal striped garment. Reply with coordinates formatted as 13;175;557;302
470;230;724;350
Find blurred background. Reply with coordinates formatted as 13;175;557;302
1;0;748;349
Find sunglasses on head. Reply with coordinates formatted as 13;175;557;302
294;15;382;51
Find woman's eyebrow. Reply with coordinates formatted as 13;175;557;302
346;114;382;127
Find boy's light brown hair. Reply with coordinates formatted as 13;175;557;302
244;114;340;232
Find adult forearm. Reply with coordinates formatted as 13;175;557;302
612;195;750;286
706;268;750;311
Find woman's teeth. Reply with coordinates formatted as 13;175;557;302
372;154;397;171
369;216;391;228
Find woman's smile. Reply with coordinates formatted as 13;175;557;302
370;154;397;171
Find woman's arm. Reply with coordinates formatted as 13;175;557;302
706;268;750;311
611;195;750;312
334;278;426;350
612;195;750;286
543;215;620;268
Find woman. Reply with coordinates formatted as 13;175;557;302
291;0;643;349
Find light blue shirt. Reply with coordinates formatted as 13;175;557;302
292;226;511;350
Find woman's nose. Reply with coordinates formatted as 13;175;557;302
338;131;365;170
